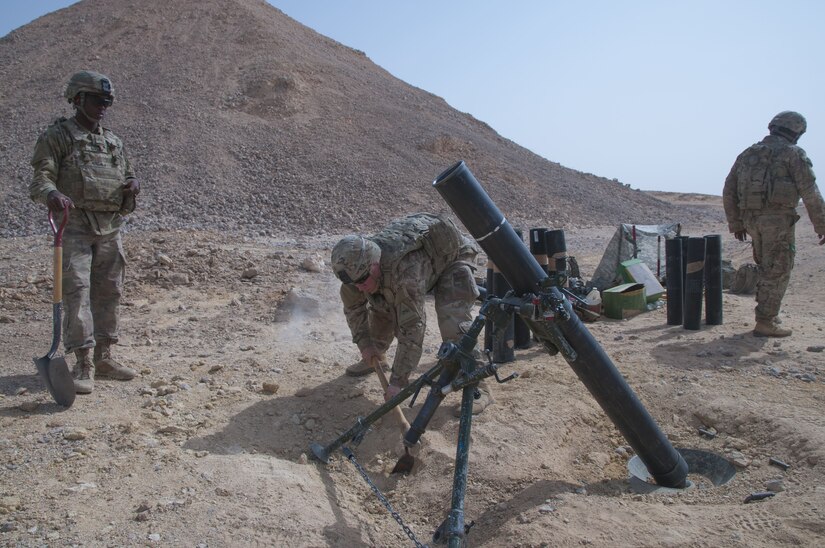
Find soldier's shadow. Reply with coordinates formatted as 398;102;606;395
184;373;426;464
0;373;46;396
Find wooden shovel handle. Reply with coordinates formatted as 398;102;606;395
48;206;69;304
370;357;411;431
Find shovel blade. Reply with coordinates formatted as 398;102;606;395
34;355;76;408
390;448;415;475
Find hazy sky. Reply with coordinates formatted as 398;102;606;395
4;1;823;196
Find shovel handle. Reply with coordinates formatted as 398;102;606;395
370;357;411;431
48;206;69;304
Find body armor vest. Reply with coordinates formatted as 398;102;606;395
55;118;128;212
736;140;801;211
369;213;464;288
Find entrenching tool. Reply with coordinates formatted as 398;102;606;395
369;357;415;474
34;207;75;408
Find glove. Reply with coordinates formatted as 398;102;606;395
384;383;402;402
360;346;383;364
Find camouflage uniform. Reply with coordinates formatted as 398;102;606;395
334;214;479;387
723;113;825;330
29;78;136;358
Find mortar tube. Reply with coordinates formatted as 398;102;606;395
433;161;688;487
704;235;723;325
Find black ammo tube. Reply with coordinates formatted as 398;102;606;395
704;235;723;325
433;161;688;488
683;237;706;331
545;229;567;274
665;238;683;326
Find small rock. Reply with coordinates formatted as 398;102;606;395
261;382;279;394
14;387;27;396
63;427;89;441
148;533;161;541
215;488;231;497
135;511;150;522
208;365;224;374
727;451;752;468
0;496;21;513
157;426;187;435
298;453;308;465
241;268;258;280
300;257;325;273
765;479;785;492
156;254;173;267
294;387;312;397
0;316;15;324
18;401;39;412
538;503;556;514
136;501;152;513
805;346;824;353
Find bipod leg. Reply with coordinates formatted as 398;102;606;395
310;361;443;464
433;383;475;547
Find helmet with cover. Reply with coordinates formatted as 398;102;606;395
768;111;806;139
64;70;115;103
331;235;381;284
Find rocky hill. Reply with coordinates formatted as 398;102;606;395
0;0;706;239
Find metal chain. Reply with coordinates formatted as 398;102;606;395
342;447;430;548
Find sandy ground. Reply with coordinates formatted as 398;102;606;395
1;196;824;547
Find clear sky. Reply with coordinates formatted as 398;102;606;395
4;1;824;196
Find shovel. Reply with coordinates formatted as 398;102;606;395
33;206;75;408
370;357;415;474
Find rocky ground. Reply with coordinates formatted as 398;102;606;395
1;194;824;547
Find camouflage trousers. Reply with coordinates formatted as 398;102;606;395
743;211;797;323
370;256;478;385
61;219;126;353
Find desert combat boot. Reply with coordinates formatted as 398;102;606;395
72;348;95;394
754;319;792;338
94;342;137;380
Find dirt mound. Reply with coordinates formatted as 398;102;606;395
0;0;704;239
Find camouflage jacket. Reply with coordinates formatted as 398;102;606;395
723;134;825;235
340;214;476;381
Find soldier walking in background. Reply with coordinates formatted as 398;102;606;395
723;111;825;337
29;71;141;393
331;213;493;415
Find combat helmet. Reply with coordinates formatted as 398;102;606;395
64;70;115;103
768;111;806;139
331;235;381;284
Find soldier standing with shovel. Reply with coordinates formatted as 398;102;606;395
29;71;140;394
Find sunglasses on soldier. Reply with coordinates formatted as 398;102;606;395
88;95;114;107
336;268;371;285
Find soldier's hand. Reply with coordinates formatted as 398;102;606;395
123;178;141;196
360;346;383;364
384;383;402;402
46;190;73;212
734;230;748;242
